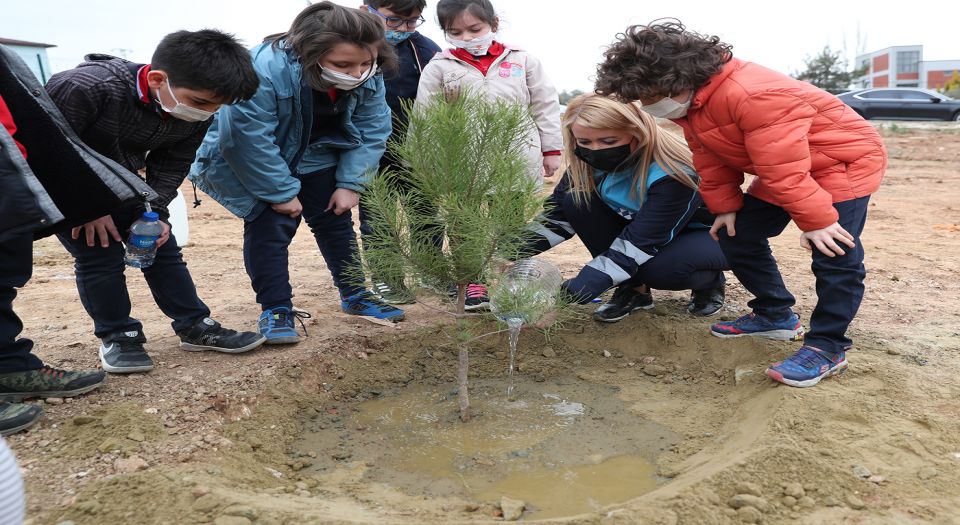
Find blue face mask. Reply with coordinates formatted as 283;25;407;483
386;30;414;46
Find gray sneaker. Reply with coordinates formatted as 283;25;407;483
100;330;154;374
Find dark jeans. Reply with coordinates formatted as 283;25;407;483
243;167;364;311
562;191;728;292
0;234;43;373
57;213;210;339
718;194;870;355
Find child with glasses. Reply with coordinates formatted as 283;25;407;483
357;0;442;305
416;0;563;311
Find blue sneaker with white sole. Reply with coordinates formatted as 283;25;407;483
711;312;804;341
258;307;308;345
341;291;405;322
766;346;847;388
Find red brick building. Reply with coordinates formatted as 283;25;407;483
855;45;960;90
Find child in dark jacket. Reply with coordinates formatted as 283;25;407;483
45;30;266;375
357;0;442;304
0;44;154;434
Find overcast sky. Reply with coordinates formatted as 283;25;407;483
3;0;957;92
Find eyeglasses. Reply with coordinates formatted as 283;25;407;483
367;6;425;30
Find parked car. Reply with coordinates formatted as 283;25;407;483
837;88;960;121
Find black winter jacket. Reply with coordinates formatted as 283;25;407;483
45;55;209;219
0;46;154;242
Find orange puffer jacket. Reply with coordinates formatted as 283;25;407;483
673;58;887;231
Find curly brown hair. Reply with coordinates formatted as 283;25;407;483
594;20;733;101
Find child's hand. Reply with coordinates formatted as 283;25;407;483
326;188;359;215
709;212;737;241
800;222;856;257
72;215;121;248
156;221;172;248
542;156;561;178
271;197;302;218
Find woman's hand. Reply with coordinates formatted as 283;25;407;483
709;212;737;241
800;222;856;257
326;188;360;215
271;197;303;218
542;155;562;178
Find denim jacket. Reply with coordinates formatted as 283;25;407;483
188;42;392;219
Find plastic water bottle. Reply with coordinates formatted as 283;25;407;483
490;258;563;324
124;212;163;268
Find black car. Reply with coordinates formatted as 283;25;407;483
836;88;960;121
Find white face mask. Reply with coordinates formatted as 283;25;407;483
157;80;215;122
446;31;495;56
641;93;693;120
319;64;378;91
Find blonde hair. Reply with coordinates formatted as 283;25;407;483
562;94;697;206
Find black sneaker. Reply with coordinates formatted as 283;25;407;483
178;318;266;354
99;330;153;374
688;284;725;317
0;366;106;402
464;283;490;312
593;284;654;323
0;401;43;436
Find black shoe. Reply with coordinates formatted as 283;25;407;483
593;284;654;323
178;318;266;354
99;330;153;374
371;280;416;305
0;366;106;401
0;402;43;436
688;284;725;317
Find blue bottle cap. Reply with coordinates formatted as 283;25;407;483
142;212;160;221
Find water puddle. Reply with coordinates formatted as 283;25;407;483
297;378;679;519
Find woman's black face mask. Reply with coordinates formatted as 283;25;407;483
573;144;634;172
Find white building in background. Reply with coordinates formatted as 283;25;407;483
855;45;960;90
0;37;56;83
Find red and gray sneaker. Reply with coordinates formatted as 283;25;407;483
464;284;490;312
0;366;106;402
766;346;847;388
710;312;804;341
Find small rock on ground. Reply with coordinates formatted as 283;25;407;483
737;506;763;523
852;465;872;478
500;497;525;521
846;494;866;510
728;494;770;513
735;482;762;497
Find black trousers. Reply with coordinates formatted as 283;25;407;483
0;234;43;373
562;191;727;292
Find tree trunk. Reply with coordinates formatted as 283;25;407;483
456;283;470;422
457;345;470;422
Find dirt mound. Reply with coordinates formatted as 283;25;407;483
43;305;960;524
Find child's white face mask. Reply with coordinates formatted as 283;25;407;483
157;81;215;122
641;93;693;120
446;31;495;56
319;64;378;91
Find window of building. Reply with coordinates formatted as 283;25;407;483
897;51;920;73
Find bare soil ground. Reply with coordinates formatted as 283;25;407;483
8;123;960;524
